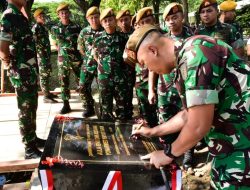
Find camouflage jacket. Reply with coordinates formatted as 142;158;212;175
51;21;81;62
195;21;244;49
94;30;127;77
174;35;250;157
32;23;51;63
77;25;103;72
228;21;243;40
0;4;38;85
135;64;149;89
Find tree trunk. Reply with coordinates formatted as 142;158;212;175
182;0;189;25
72;0;101;16
152;0;160;24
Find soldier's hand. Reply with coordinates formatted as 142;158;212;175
141;150;173;169
131;122;152;138
148;90;156;104
1;57;10;70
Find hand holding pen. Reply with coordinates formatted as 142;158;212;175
130;119;151;140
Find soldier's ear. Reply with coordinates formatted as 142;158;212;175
148;45;158;56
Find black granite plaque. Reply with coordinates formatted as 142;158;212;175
39;116;174;190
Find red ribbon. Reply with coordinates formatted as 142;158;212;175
41;156;84;168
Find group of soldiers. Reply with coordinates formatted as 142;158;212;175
0;0;249;189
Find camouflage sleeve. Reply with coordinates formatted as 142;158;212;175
77;29;84;51
50;26;57;41
182;44;223;108
92;37;101;59
0;14;12;42
31;24;38;42
229;25;244;49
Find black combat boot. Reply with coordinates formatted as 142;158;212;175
43;96;58;103
48;93;58;99
25;144;42;159
36;136;47;148
60;100;71;114
82;106;95;117
182;148;194;171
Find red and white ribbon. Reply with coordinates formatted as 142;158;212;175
39;170;54;190
171;169;182;190
102;171;123;190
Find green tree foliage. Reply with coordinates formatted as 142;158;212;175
236;4;250;35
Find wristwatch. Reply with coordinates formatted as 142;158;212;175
163;144;177;159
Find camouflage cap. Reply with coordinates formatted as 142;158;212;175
100;8;115;21
199;0;218;13
219;0;237;11
86;6;100;18
56;3;69;13
33;8;44;18
163;3;183;20
131;14;137;26
116;9;131;20
136;7;153;23
124;24;159;64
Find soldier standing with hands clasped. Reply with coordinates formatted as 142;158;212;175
32;8;58;103
51;3;82;114
78;6;103;117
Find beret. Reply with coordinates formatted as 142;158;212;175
56;3;69;13
163;3;183;20
33;9;44;18
86;6;100;18
116;9;131;20
219;0;237;11
136;7;153;23
199;0;218;13
124;24;159;65
100;8;115;21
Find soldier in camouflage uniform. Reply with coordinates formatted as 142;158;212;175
116;9;135;119
77;6;103;117
0;0;46;159
219;0;243;40
32;9;58;103
51;3;82;114
195;0;245;58
134;7;158;126
126;25;250;189
93;8;128;121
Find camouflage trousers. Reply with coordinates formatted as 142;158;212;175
9;73;38;145
210;149;250;190
79;66;96;108
97;75;127;119
157;74;181;123
124;66;136;119
135;87;158;127
39;65;52;97
58;60;81;100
